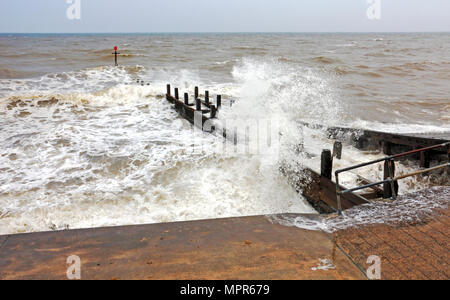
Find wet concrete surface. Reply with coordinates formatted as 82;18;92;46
334;207;449;280
0;214;365;280
1;207;448;280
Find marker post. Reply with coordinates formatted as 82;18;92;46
112;46;120;67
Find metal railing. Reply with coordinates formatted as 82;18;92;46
335;142;450;215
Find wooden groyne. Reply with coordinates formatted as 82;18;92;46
163;84;450;166
165;84;221;130
164;84;449;214
164;84;373;213
307;123;450;167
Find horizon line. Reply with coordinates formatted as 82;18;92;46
1;31;450;35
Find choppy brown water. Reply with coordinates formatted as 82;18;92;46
1;33;449;126
0;33;448;235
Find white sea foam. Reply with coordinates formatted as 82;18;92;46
0;63;318;234
270;186;449;233
0;58;447;235
349;119;450;134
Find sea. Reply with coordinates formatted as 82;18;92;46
0;33;449;234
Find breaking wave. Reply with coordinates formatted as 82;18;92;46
1;32;449;235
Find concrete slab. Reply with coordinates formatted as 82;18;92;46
0;215;365;280
1;191;447;280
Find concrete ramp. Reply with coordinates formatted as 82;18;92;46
1;188;448;280
0;215;365;280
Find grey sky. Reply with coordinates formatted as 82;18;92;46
0;0;449;33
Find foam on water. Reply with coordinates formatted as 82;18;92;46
269;186;449;232
0;57;447;235
0;62;318;234
224;58;448;194
349;119;450;134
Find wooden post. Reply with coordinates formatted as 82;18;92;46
383;160;399;199
217;95;222;108
205;91;209;105
195;87;199;99
210;105;217;119
184;93;189;105
382;141;392;156
333;141;343;160
174;88;179;100
321;150;333;180
447;144;450;176
167;84;171;96
420;151;430;168
383;161;392;198
196;98;202;111
447;144;450;162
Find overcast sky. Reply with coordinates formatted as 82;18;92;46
0;0;449;33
